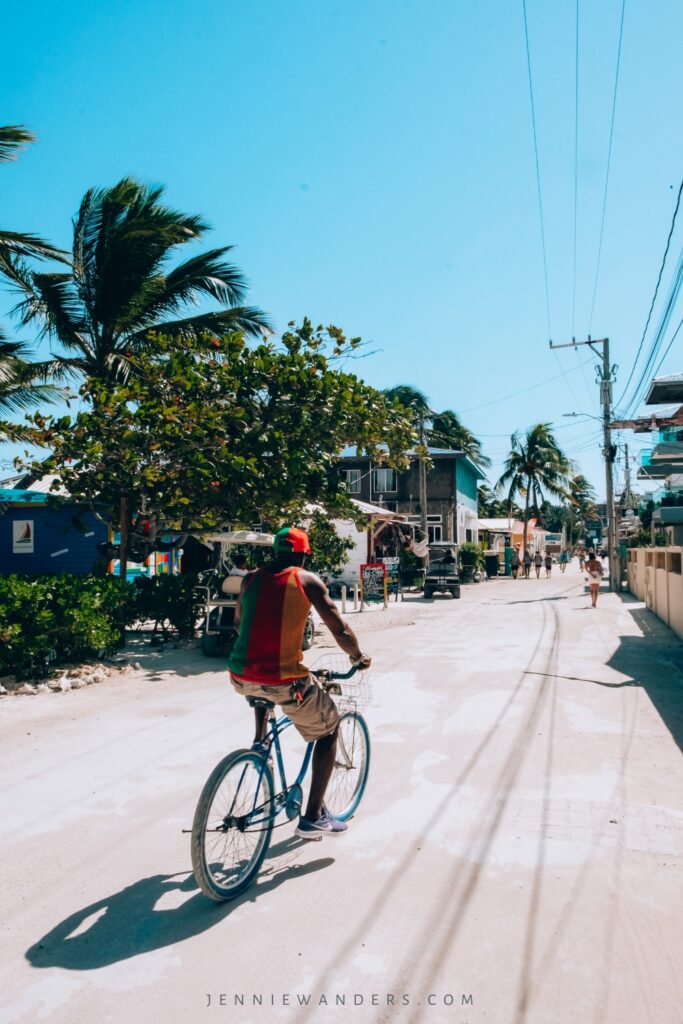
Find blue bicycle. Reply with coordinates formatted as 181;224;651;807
191;663;371;902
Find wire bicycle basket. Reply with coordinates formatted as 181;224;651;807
308;654;373;710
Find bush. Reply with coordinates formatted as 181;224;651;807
133;574;204;640
458;541;483;568
0;575;137;680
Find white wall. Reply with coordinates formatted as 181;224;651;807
333;519;368;585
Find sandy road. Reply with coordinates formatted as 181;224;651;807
1;563;683;1024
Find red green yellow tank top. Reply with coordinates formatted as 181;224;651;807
228;567;311;684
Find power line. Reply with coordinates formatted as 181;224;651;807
459;356;595;413
522;0;552;342
571;0;580;338
624;247;683;414
650;314;683;381
615;176;683;409
587;0;626;333
551;346;585;414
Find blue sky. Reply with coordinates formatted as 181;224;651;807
2;0;682;500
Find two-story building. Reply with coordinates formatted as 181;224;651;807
336;447;485;545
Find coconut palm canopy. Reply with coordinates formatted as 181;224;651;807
0;331;62;441
0;125;66;272
496;423;572;550
10;177;272;383
0;126;66;440
382;385;489;468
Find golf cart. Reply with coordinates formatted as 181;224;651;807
195;530;314;657
423;542;461;599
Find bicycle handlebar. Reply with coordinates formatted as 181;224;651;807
315;664;362;684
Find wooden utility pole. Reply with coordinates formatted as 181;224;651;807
549;337;620;591
418;411;428;561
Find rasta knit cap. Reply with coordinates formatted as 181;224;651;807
273;526;311;554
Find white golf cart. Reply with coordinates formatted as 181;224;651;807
195;530;314;657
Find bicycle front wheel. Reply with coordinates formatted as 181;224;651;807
325;711;371;821
191;750;274;902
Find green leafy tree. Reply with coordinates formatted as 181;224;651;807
302;510;354;577
496;423;571;554
11;177;271;386
29;321;416;574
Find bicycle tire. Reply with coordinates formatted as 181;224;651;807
325;711;370;821
191;749;274;902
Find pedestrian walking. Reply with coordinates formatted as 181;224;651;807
544;553;553;577
511;549;520;579
559;549;568;573
585;549;604;608
523;549;532;579
533;551;543;578
578;550;586;571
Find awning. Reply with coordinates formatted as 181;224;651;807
0;488;51;504
645;373;683;406
351;499;407;522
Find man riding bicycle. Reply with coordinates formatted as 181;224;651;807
228;526;370;838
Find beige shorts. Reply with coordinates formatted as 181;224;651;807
230;673;340;742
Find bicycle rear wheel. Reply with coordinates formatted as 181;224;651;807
325;711;370;821
191;750;274;901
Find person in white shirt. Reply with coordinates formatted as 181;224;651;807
585;550;604;607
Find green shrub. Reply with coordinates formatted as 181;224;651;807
0;575;137;679
458;541;483;568
133;574;204;640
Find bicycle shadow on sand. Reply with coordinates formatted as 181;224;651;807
25;837;332;971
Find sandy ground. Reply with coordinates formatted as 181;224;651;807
1;562;683;1024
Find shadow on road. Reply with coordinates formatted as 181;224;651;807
606;598;683;754
25;837;332;970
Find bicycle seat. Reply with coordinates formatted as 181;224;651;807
246;696;275;710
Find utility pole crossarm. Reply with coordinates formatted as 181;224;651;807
549;336;620;593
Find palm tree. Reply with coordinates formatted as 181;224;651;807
496;423;571;555
382;388;489;465
567;473;598;546
0;330;62;442
11;177;271;385
382;385;431;424
0;125;66;274
430;408;491;468
478;482;521;519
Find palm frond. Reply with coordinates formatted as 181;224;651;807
12;271;86;351
130;307;273;343
0;125;35;163
0;229;67;264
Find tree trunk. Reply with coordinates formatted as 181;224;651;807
522;477;531;555
119;495;129;580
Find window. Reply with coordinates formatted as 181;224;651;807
466;528;473;542
655;552;666;570
668;552;682;575
427;514;442;543
372;468;397;492
341;468;361;494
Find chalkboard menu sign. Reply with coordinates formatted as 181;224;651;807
360;563;387;603
381;557;400;596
